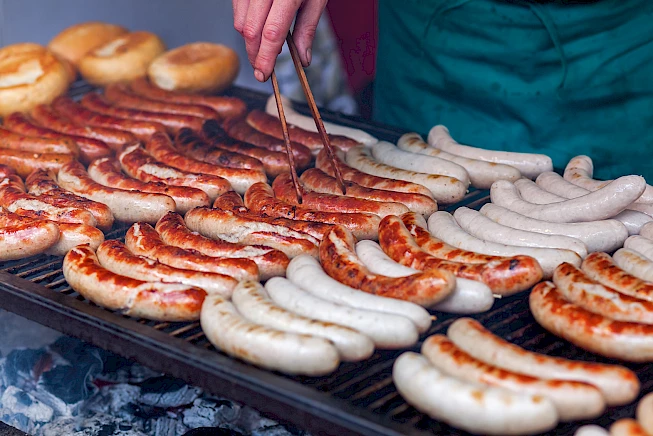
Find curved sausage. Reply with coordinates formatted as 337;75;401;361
176;127;265;171
428;125;552;179
346;146;467;203
490;178;646;223
420;334;605;422
125;222;259;281
265;277;419;349
0;125;79;157
200;291;339;376
2;112;111;164
184;207;319;258
245;182;380;240
53;96;166;141
380;214;542;295
553;262;653;325
152;129;266;194
31;103;137;150
155;211;288;280
319;224;455;307
624;235;653;261
119;142;232;201
81;92;204;133
479;203;628;254
614;248;653;282
530;281;653;362
0;149;74;178
104;83;220;119
63;245;206;321
45;223;105;256
222;117;313;169
286;254;432;332
636;392;653;436
454;206;588;258
232;280;374;361
609;419;648;436
0;164;16;178
87;157;210;214
0;208;60;260
397;132;520;189
96;239;236;297
300;168;438;217
581;252;653;302
273;172;409;218
200;120;296;177
392;352;558;436
428;211;580;278
130;77;247;119
246;109;360;152
212;190;246;211
446;317;640;406
57;161;175;224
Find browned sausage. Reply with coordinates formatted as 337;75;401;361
581;252;653;302
0;208;61;260
0;125;79;157
176;127;264;170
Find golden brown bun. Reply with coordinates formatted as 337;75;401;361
48;21;128;68
78;31;166;86
0;43;71;117
148;42;240;94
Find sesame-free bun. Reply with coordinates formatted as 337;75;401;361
78;31;166;86
0;43;70;116
48;21;128;67
148;42;239;94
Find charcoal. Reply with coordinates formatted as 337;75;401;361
1;386;54;424
82;384;141;418
39;363;100;405
97;358;162;385
36;415;147;436
138;376;201;408
0;348;48;388
144;416;188;436
182;398;240;429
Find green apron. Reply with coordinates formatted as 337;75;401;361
374;0;653;180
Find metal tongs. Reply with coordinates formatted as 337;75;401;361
270;30;347;204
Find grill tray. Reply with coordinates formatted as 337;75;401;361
0;83;650;436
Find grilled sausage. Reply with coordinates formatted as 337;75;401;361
125;222;259;281
57;161;175;223
530;281;653;362
614;248;653;282
130;77;247;119
245;182;381;240
81;92;204;133
45;223;105;256
446;317;640;406
0;149;74;178
428;125;552;179
319;225;455;307
176;127;265;171
273;172;409;218
119;142;232;201
155;211;288;280
581;252;653;302
0;125;79;157
0;208;60;260
32;103;138;150
392;352;558;436
63;245;206;321
87;157;210;214
96;239;236;296
2;112;111;164
104;83;220;119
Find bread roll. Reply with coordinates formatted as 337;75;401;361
148;42;239;94
79;31;166;86
48;21;128;67
0;43;70;116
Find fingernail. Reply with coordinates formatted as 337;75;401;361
254;69;265;82
306;48;312;66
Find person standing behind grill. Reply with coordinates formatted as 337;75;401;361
232;0;653;181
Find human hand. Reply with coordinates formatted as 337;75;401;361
233;0;328;82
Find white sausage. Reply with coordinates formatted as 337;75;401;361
613;248;653;282
265;277;419;349
574;425;609;436
427;125;552;179
231;281;374;362
641;221;653;240
480;203;627;253
355;240;494;314
446;317;640;406
421;334;605;422
392;352;559;436
371;141;470;186
345;146;467;204
564;155;653;204
200;290;340;376
490;178;646;223
285;254;432;333
454;206;588;257
635;392;653;436
264;94;378;146
428;211;581;278
397;132;520;189
535;171;652;235
624;236;653;260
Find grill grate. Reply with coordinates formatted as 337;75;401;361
0;84;651;436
